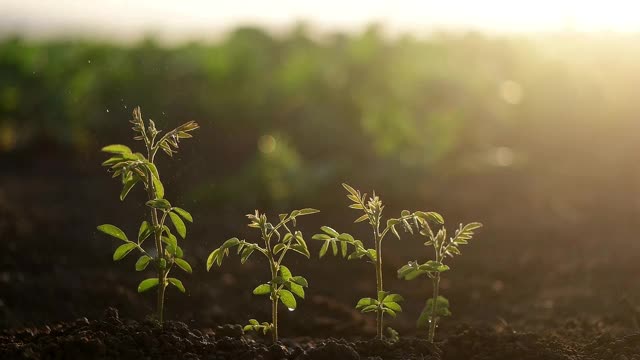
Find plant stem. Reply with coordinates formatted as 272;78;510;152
271;284;279;342
264;229;279;343
374;230;384;340
144;152;165;325
428;275;440;343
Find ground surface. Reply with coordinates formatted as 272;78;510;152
2;151;640;359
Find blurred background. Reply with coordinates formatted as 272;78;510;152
2;1;640;336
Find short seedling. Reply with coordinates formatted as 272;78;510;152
313;183;443;339
97;107;199;324
397;218;482;342
207;208;319;342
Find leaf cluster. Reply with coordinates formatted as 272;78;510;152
355;291;404;318
397;222;482;281
206;208;319;270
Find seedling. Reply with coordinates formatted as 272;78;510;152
397;218;482;342
206;208;319;342
97;107;199;324
313;183;444;339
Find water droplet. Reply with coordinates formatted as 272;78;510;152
106;109;110;113
87;60;91;64
287;308;295;312
407;262;415;267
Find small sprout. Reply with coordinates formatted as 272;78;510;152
386;327;400;343
97;107;198;324
207;208;319;342
397;218;482;343
313;183;430;340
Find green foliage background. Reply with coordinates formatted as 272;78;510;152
2;26;640;232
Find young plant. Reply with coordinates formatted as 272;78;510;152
312;183;444;339
206;208;319;342
397;218;482;342
97;107;199;324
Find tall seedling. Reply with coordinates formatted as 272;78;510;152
97;107;199;324
207;209;319;342
313;183;444;339
397;218;481;342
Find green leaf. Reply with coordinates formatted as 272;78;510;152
168;278;186;293
137;278;159;293
366;249;377;262
290;276;308;287
355;214;369;223
279;265;292;281
390;225;400;240
169;212;187;239
240;246;255;264
418;261;450;273
415;211;445;225
152;175;164;199
97;224;129;242
337;233;354;242
288;282;305;299
120;177;139;201
174;258;192;274
319;240;330;258
321;226;339;237
297;208;320;216
135;255;152;271
162;234;178;249
146;198;172;210
312;234;331;240
113;242;137;261
278;289;297;310
417;296;451;329
253;283;271;295
361;304;378;313
383;294;404;303
102;144;132;154
206;249;220;271
138;221;152;243
355;297;377;310
331;240;338;256
342;183;359;197
172;207;193;222
384;301;402;312
221;238;241;249
384;308;397;317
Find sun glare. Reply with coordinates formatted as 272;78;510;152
2;0;640;38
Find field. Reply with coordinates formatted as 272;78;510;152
2;30;640;359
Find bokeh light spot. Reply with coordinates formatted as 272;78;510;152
258;134;277;154
499;80;523;105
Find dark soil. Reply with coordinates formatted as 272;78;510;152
3;152;640;359
2;308;640;359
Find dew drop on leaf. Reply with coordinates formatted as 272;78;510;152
287;308;295;312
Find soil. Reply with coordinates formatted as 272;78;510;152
2;151;640;359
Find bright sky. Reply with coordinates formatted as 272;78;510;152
2;0;640;40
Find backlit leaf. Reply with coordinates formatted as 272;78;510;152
137;278;159;293
113;242;137;261
97;224;129;242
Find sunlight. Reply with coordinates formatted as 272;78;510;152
2;0;640;39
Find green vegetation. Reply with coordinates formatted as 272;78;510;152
398;219;482;342
206;208;319;342
97;107;199;324
313;183;444;339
